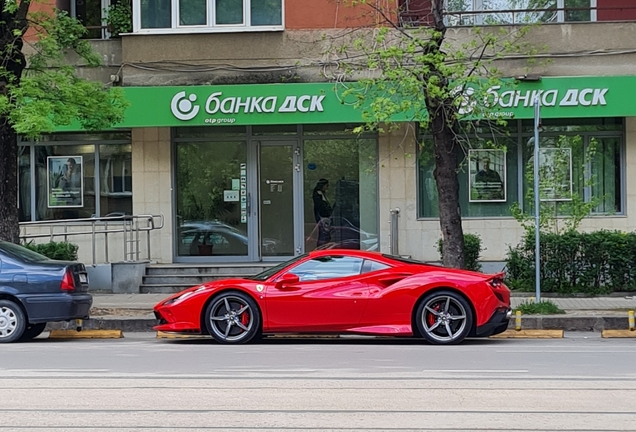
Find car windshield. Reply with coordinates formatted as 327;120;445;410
0;241;50;263
247;254;308;281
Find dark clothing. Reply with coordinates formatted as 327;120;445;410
312;190;332;222
475;168;502;184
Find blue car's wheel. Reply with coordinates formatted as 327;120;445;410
0;300;26;344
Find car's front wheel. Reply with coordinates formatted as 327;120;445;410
0;300;27;344
415;290;473;345
204;291;260;344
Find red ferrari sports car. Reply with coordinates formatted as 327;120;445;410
153;250;512;345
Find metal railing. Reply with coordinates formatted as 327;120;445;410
19;214;164;265
389;208;400;256
399;5;636;27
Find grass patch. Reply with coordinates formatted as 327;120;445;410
514;300;566;315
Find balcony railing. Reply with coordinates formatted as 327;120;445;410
399;3;636;27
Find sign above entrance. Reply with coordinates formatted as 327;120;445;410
115;83;386;128
54;76;636;131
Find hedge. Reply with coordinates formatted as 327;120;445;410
23;241;79;261
505;230;636;294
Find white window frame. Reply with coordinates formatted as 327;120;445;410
132;0;284;34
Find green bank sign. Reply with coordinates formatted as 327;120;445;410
61;75;636;130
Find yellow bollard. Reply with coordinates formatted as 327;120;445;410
629;311;635;332
515;310;522;331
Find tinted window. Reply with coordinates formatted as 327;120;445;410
362;259;390;273
248;255;308;281
288;256;364;282
0;242;49;263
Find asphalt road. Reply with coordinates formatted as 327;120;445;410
1;333;635;432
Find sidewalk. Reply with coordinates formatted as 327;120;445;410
50;292;634;334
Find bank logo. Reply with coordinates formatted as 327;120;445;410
454;86;477;115
171;91;200;121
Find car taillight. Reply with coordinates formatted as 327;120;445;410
61;269;76;291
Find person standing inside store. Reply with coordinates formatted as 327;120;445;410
310;178;333;247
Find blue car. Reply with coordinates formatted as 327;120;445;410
0;241;92;343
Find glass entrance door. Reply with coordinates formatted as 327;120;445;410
259;142;298;257
175;140;253;261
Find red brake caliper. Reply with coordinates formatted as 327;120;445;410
427;303;440;327
240;311;250;328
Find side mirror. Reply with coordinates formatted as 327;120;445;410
276;272;300;289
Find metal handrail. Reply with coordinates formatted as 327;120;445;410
19;214;164;265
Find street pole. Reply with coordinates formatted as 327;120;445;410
533;96;541;303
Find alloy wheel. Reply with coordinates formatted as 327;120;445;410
421;295;468;343
208;295;255;342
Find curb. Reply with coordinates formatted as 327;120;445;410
491;329;563;339
41;315;634;335
48;330;123;339
601;329;636;338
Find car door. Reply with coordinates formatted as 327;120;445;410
264;255;369;332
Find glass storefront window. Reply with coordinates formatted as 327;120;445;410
418;118;623;219
303;137;378;252
99;144;133;216
19;134;132;221
175;141;249;257
34;145;96;221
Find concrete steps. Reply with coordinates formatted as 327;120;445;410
139;263;276;294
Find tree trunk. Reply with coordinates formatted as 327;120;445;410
0;122;19;243
0;7;29;243
430;105;465;269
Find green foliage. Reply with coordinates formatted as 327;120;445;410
0;10;128;138
511;135;604;235
438;233;483;271
105;0;132;37
514;299;565;315
23;241;79;261
506;230;636;294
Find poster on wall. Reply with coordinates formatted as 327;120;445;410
468;149;506;202
47;156;84;208
538;148;573;201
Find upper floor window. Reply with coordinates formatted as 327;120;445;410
133;0;283;33
444;0;597;25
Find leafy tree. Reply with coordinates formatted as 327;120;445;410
324;0;533;268
0;2;127;243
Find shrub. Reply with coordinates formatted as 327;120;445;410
505;230;636;294
438;233;483;272
23;241;79;261
514;300;565;315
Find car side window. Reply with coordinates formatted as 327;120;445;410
361;259;390;274
288;256;364;282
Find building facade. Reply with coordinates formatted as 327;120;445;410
18;0;636;270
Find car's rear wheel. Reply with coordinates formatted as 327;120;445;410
20;323;47;341
0;300;27;344
205;291;260;344
415;290;473;345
